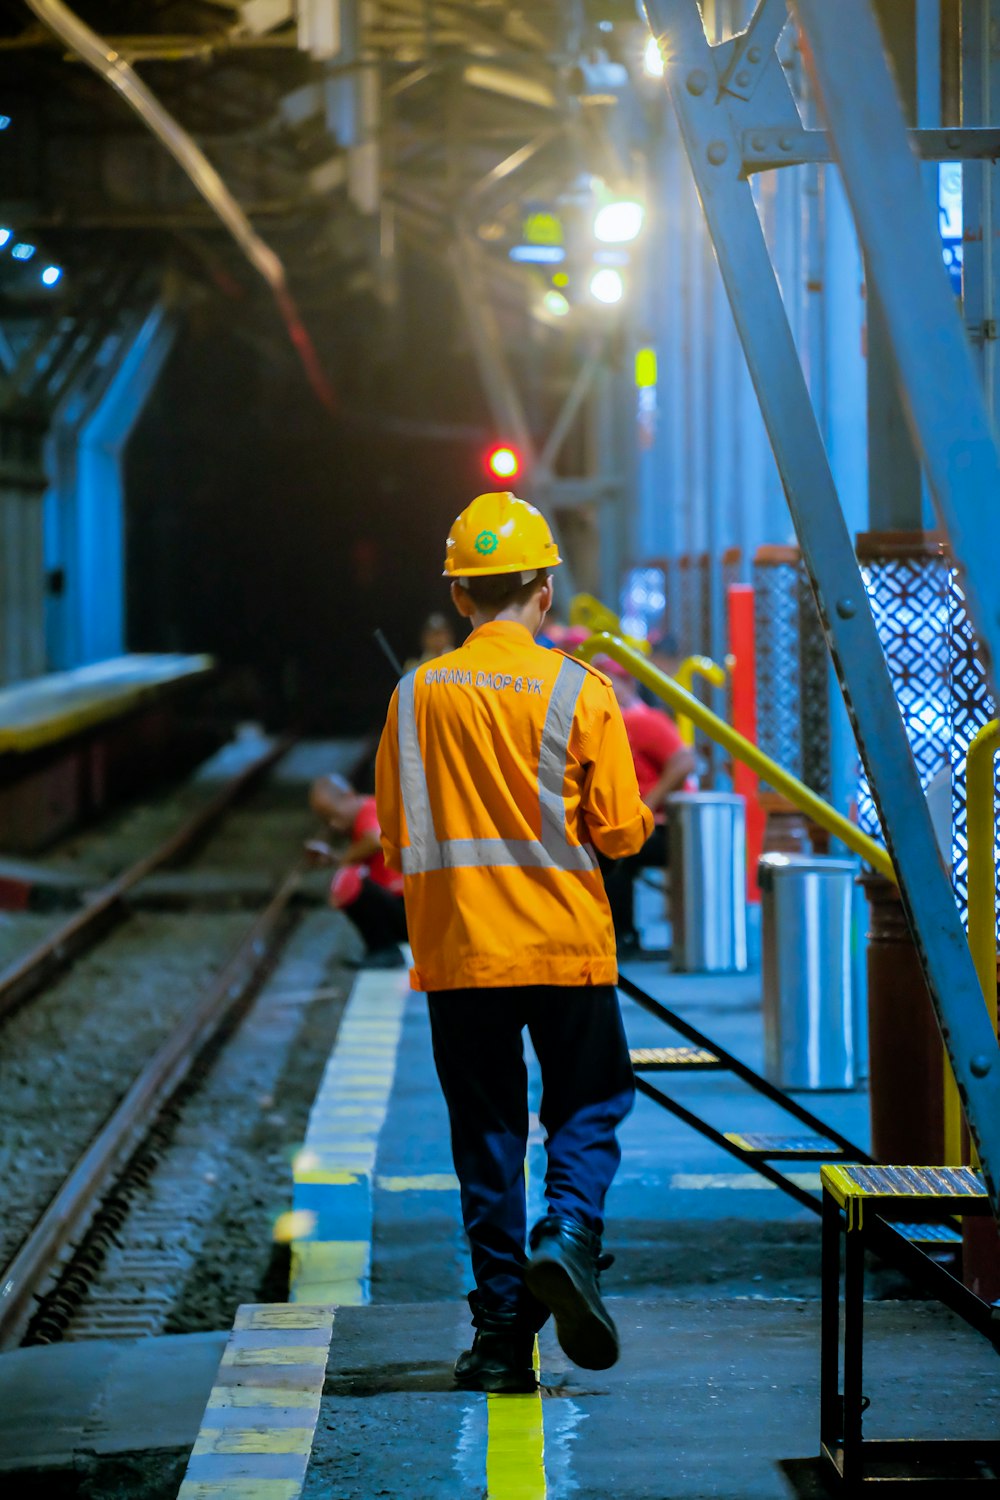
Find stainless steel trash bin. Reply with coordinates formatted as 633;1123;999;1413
759;853;858;1090
666;792;748;973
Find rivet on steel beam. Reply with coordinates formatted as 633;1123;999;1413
835;598;856;619
686;68;709;95
735;70;750;87
747;46;761;63
751;134;766;152
970;1054;994;1078
707;141;728;166
946;133;961;152
779;134;793;152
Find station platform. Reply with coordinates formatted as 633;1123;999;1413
0;654;216;856
177;959;1000;1498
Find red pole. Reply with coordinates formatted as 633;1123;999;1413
728;584;764;902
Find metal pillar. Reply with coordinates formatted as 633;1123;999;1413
867;2;926;532
0;420;47;685
46;304;175;668
645;0;1000;1213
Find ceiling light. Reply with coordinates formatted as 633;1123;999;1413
41;265;62;287
0;228;11;249
589;267;624;305
11;242;35;261
643;35;665;78
594;199;645;244
542;290;570;318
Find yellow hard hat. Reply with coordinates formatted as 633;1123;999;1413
443;491;562;578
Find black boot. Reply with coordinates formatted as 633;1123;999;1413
454;1296;537;1395
523;1215;619;1371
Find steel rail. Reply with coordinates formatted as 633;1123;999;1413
0;865;302;1350
0;733;296;1023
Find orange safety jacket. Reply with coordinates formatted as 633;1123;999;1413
375;619;653;992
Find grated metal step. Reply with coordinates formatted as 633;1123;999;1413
887;1221;964;1246
629;1045;722;1071
822;1163;987;1203
724;1131;846;1160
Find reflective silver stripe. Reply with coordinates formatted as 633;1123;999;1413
397;669;442;871
538;657;596;871
401;836;593;875
397;658;596;876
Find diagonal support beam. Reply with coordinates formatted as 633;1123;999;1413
644;0;1000;1217
450;235;536;462
536;342;605;475
716;0;788;101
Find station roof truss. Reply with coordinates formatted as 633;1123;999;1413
0;0;646;482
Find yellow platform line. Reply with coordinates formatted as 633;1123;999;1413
177;1303;335;1500
288;966;409;1304
486;1338;546;1499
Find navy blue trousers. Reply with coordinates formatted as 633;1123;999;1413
427;985;635;1324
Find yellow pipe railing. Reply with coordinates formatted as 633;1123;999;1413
578;631;895;882
674;654;728;747
944;718;1000;1163
568;593;651;655
579;622;1000;1163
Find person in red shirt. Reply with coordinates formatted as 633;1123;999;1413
307;774;407;968
593;655;695;952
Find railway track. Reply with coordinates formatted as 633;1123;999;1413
0;732;295;1024
0;735;318;1350
0;871;302;1348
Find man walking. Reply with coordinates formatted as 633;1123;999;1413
375;491;652;1393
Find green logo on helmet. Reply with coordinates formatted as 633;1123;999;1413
474;530;499;556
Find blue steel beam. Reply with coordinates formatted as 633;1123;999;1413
643;0;1000;1215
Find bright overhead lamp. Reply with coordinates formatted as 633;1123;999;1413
542;289;570;318
41;265;62;287
643;35;665;78
11;242;35;261
589;267;624;305
0;115;10;131
594;198;645;244
0;228;11;249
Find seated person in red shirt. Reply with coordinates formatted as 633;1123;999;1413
593;656;696;953
307;774;408;969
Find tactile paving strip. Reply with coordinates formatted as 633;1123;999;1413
177;1303;335;1500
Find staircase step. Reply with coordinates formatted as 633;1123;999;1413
629;1045;722;1071
887;1221;964;1246
724;1131;846;1159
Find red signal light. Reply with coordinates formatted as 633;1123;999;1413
486;444;521;481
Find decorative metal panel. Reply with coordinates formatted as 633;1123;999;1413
753;546;803;789
722;545;742;599
677;554;696;657
620;564;667;644
797;564;831;801
855;534;951;844
698;551;711;657
948;571;1000;938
